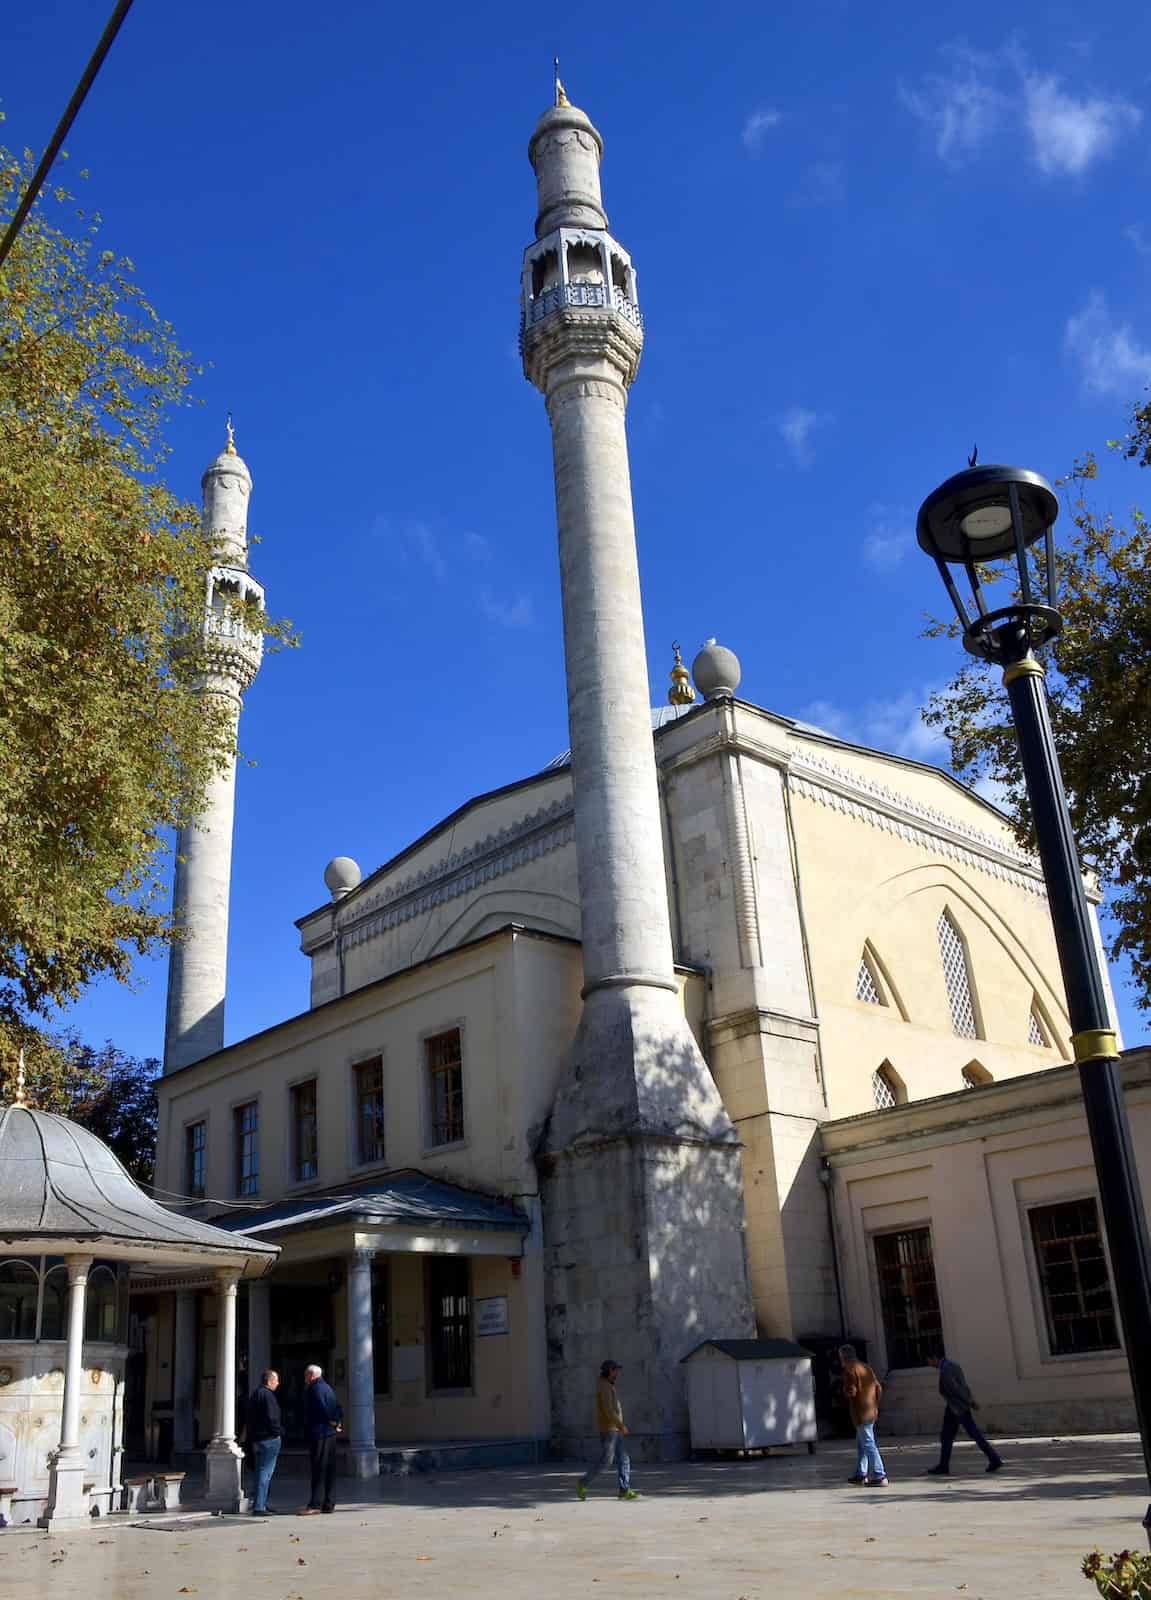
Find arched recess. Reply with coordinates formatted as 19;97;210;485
39;1262;70;1339
0;1259;40;1340
424;888;581;959
85;1266;119;1342
855;940;910;1020
871;1060;906;1110
961;1059;993;1089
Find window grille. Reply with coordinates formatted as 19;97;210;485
856;956;884;1005
355;1057;386;1166
426;1029;465;1147
428;1257;472;1389
937;911;979;1039
1030;1197;1119;1356
872;1067;898;1110
290;1080;318;1183
234;1101;259;1197
1028;1007;1048;1048
874;1227;942;1368
185;1120;206;1199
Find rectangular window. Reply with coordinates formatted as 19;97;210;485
874;1226;942;1368
185;1121;206;1199
1030;1197;1119;1357
354;1057;386;1166
425;1028;464;1147
372;1259;390;1395
290;1080;319;1183
233;1101;259;1197
427;1256;471;1390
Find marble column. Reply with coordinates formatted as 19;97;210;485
40;1256;94;1529
203;1270;246;1512
172;1290;198;1453
344;1250;378;1477
248;1277;271;1391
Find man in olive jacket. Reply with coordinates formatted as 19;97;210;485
839;1344;888;1485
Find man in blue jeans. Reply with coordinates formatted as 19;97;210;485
575;1360;639;1501
243;1369;283;1516
926;1349;1003;1475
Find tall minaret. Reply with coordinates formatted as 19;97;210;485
522;80;754;1457
163;424;265;1075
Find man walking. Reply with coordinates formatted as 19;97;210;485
926;1348;1003;1475
839;1344;888;1486
575;1360;639;1501
298;1363;343;1515
243;1369;283;1516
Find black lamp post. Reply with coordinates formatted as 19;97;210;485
918;463;1151;1529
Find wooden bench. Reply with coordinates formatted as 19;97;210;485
0;1483;18;1526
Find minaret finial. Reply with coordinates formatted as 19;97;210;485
668;641;696;706
13;1047;28;1108
225;412;236;456
554;57;570;107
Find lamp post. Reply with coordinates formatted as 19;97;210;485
918;463;1151;1530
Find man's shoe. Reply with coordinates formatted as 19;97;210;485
575;1480;586;1501
867;1477;889;1486
846;1475;867;1485
298;1506;321;1516
251;1509;269;1517
926;1465;949;1476
321;1503;335;1514
987;1459;1004;1473
618;1490;640;1500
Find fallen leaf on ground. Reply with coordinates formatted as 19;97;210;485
297;1557;307;1565
178;1588;197;1594
416;1555;433;1561
865;1536;876;1543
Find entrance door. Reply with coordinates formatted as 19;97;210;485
270;1284;334;1444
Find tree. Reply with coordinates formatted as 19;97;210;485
0;136;293;1038
924;396;1151;1010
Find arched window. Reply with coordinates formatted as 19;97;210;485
961;1061;992;1089
85;1267;119;1342
872;1064;901;1110
937;910;980;1039
856;951;886;1005
39;1263;70;1339
1028;1000;1050;1048
0;1259;40;1340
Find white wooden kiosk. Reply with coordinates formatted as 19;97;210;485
682;1339;817;1454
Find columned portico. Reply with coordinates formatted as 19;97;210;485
39;1256;94;1530
204;1270;247;1511
345;1249;378;1477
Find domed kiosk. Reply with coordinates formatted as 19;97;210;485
0;1097;277;1529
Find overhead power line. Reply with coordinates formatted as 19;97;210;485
0;0;136;271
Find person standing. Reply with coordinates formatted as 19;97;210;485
926;1349;1003;1475
243;1369;283;1516
575;1360;639;1501
298;1363;343;1515
839;1344;888;1486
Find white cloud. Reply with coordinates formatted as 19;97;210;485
1065;292;1151;397
478;587;534;628
899;51;1004;163
862;507;912;571
1125;224;1151;259
1022;73;1141;176
798;690;948;764
742;108;783;154
777;406;825;468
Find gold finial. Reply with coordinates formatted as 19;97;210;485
554;57;570;107
13;1047;28;1108
668;641;696;706
224;412;236;456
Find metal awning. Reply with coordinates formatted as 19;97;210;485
207;1170;531;1241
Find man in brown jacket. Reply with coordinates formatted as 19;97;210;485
575;1360;639;1500
839;1344;888;1486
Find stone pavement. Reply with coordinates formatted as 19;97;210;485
0;1433;1146;1599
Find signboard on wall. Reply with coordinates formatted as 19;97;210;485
475;1296;509;1338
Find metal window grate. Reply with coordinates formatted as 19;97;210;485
856;957;884;1005
874;1227;942;1368
1028;1007;1047;1048
1029;1198;1119;1356
872;1067;898;1110
937;911;978;1039
428;1256;471;1390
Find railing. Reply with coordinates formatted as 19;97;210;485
524;282;643;332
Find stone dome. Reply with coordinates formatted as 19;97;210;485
691;639;742;700
324;856;362;900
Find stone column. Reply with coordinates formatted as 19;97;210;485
248;1278;271;1394
203;1270;246;1512
344;1251;378;1478
172;1290;198;1453
40;1256;94;1529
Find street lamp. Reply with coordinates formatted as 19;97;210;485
919;462;1151;1531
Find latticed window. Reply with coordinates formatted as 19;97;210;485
937;910;979;1039
856;954;884;1005
426;1028;464;1147
1028;1006;1049;1048
872;1066;899;1110
1029;1198;1118;1356
874;1227;942;1368
428;1256;471;1389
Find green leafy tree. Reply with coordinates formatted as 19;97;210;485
923;397;1151;1010
0;134;293;1040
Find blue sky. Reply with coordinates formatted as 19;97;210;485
4;0;1150;1058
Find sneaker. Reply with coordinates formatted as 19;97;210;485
618;1490;640;1500
251;1509;269;1518
575;1480;587;1501
926;1465;949;1476
868;1477;889;1486
846;1475;868;1485
987;1459;1004;1473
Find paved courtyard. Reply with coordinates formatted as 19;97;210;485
1;1433;1145;1599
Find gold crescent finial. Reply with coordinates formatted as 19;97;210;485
225;412;236;456
554;57;570;107
13;1047;28;1108
668;640;696;706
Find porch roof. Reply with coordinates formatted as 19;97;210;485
207;1170;531;1240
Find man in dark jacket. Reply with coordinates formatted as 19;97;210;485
298;1363;343;1514
243;1370;283;1516
926;1349;1003;1474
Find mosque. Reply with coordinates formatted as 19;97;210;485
2;83;1145;1522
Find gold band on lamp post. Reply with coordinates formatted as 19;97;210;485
1072;1028;1120;1063
1002;656;1046;686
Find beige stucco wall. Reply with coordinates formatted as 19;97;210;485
823;1058;1149;1435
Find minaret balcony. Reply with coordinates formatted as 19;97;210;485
523;280;643;332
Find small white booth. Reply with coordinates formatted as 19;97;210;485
682;1339;817;1453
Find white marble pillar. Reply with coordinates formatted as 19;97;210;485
172;1290;197;1453
345;1250;378;1478
203;1270;246;1512
248;1277;271;1391
40;1256;94;1529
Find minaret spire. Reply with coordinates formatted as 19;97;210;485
553;57;570;107
162;433;266;1075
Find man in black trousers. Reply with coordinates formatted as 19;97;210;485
298;1363;343;1515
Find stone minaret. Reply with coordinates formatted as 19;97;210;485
521;81;754;1458
163;425;265;1075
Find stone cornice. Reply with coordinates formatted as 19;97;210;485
523;308;643;392
339;797;576;950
